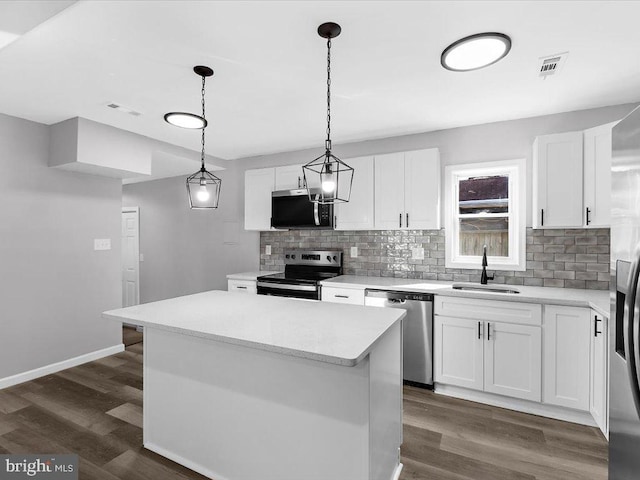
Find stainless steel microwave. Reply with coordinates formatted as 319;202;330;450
271;189;334;229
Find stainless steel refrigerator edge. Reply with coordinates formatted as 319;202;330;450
610;105;640;479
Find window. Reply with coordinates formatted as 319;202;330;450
445;159;526;271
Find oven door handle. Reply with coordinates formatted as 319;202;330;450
257;282;317;292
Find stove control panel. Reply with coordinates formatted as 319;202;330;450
284;250;343;267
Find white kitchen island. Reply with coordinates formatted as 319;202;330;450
102;290;405;480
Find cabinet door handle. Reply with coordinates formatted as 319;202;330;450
478;321;481;339
541;209;544;227
236;286;247;290
487;322;491;341
406;213;409;228
335;294;349;299
586;207;591;226
594;315;602;337
334;215;337;229
399;213;402;228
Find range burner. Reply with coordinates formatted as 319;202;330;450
257;250;343;300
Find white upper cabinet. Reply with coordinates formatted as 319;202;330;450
274;164;321;190
374;148;440;230
334;156;374;230
244;168;275;230
405;149;441;230
374;152;406;229
533;131;584;228
584;122;615;228
274;164;306;190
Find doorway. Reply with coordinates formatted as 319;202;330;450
122;207;140;307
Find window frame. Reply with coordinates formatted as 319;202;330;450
444;158;526;271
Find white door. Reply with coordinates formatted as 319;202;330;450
543;305;591;410
533;131;584;228
404;149;440;230
584;123;614;227
244;168;275;230
484;321;542;402
374;152;405;229
122;207;140;307
335;156;374;230
434;316;483;391
590;312;608;436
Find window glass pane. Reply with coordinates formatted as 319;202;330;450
459;217;509;257
459;175;509;214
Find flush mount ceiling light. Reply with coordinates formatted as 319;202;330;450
441;32;511;72
303;22;354;205
177;66;221;209
164;66;212;129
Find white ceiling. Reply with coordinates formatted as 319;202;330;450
0;1;639;161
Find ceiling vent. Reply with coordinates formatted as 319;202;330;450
538;52;568;78
106;102;141;116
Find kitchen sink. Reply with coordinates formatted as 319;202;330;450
451;282;520;294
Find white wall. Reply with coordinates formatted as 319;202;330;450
122;161;259;303
0;113;122;379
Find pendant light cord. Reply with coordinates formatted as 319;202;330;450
200;74;206;171
326;38;332;152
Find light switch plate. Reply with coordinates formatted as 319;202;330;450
265;245;272;255
94;238;111;251
412;247;424;260
350;246;358;258
139;254;144;262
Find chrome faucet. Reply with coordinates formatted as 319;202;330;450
480;245;494;285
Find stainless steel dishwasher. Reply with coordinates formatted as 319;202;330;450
364;289;433;388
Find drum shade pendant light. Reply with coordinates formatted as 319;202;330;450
303;22;353;205
175;66;221;209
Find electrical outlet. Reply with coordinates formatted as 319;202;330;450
265;245;272;255
412;247;425;260
94;238;111;251
350;246;358;258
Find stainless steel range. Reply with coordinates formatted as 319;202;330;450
257;250;343;300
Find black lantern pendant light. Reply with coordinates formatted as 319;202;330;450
303;22;353;205
171;66;221;209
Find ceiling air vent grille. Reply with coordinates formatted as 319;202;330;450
106;102;141;116
538;52;568;78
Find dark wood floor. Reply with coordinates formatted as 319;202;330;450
0;341;607;480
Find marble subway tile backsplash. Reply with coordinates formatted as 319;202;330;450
259;228;610;290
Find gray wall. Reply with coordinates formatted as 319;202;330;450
0;113;122;379
122;161;259;303
239;103;639;227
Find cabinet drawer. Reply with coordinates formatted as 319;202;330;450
228;279;257;294
434;296;541;326
321;286;365;305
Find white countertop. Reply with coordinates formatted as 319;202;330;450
321;276;611;318
103;290;405;367
226;271;281;281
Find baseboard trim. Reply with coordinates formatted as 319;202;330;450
435;384;597;427
145;442;227;480
0;344;125;390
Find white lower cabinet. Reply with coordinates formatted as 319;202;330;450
227;279;257;294
543;305;591;411
434;316;483;391
484;321;541;402
321;286;365;305
590;310;608;436
434;297;542;402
